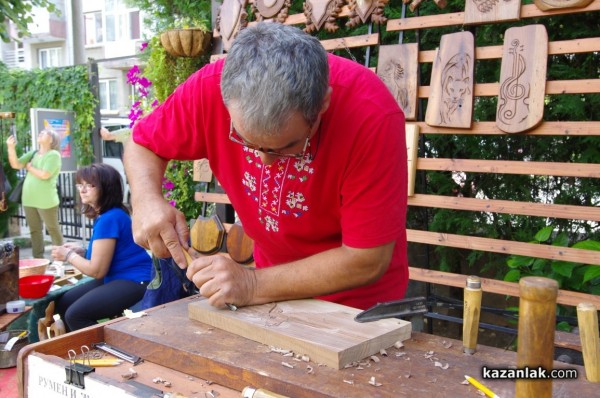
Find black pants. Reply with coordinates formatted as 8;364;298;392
55;278;148;332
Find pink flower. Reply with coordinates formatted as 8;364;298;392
139;42;148;52
163;180;175;190
168;200;177;207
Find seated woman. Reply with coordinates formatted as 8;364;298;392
52;163;152;332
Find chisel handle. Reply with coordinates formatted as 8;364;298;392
577;302;600;382
463;275;482;354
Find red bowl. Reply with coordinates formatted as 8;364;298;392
19;274;54;299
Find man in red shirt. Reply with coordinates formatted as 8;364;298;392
125;22;408;310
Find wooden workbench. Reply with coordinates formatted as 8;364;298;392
18;295;595;397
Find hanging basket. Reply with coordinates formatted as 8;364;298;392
160;28;211;58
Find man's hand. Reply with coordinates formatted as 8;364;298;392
186;255;258;309
131;197;190;268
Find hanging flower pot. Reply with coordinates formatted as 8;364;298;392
160;28;211;58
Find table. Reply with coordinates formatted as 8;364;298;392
0;307;31;332
17;295;597;398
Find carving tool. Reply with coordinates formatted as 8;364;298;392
353;296;427;322
2;330;27;351
463;275;482;354
464;375;500;398
182;249;237;311
92;342;143;365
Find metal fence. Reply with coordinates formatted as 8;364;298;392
11;172;94;241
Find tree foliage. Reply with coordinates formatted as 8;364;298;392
0;0;57;42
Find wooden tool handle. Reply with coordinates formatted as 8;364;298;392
516;276;558;398
577;302;600;382
242;386;289;398
463;275;482;354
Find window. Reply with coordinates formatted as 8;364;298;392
39;48;62;68
99;80;119;112
84;11;103;45
105;0;141;42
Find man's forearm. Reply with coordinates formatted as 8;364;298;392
251;242;394;305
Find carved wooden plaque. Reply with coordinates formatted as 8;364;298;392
216;0;248;52
425;31;474;129
252;0;291;22
304;0;344;33
377;43;419;120
496;25;548;134
346;0;389;28
193;158;213;183
534;0;593;11
464;0;521;25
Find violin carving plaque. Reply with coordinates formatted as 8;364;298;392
216;0;248;51
377;43;419;120
304;0;344;33
346;0;389;28
425;31;474;129
252;0;291;22
496;25;548;134
464;0;521;25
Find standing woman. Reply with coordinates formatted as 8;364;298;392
51;164;152;331
6;129;63;258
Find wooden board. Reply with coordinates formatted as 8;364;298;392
377;43;419;120
496;24;548;134
464;0;521;25
425;31;474;129
188;298;411;369
406;124;419;196
534;0;593;11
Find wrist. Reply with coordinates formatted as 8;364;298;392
65;249;76;262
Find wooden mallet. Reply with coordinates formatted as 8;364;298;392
463;275;482;354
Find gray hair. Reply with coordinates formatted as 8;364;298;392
221;22;329;135
44;129;61;151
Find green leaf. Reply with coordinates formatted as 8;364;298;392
551;261;578;278
556;321;571;332
572;240;600;251
507;255;533;268
583;266;600;284
551;233;569;247
532;258;548;271
504;269;521;282
534;226;554;243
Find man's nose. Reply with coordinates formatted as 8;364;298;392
258;152;279;166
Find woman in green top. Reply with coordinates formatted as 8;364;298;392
7;129;64;258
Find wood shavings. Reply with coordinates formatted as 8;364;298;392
306;365;314;374
370;355;380;363
152;377;172;387
123;309;147;319
393;341;404;349
343;379;354;385
301;354;310;362
205;391;220;398
281;361;295;369
424;351;435;359
461;379;470;385
379;349;388;356
368;376;383;387
395;352;407;357
121;368;137;380
270;347;291;355
434;361;449;370
441;340;453;349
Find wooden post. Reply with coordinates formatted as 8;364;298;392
463;275;482;354
516;276;558;398
577;302;600;382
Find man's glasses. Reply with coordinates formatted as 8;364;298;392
76;183;95;191
229;121;311;159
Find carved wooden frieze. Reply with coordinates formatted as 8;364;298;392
377;43;419;120
496;25;548;134
252;0;291;22
534;0;593;11
346;0;389;28
425;31;475;129
304;0;344;33
464;0;521;25
216;0;248;52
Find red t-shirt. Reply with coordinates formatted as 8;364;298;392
133;54;408;310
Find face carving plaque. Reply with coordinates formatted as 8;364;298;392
216;0;249;51
304;0;345;33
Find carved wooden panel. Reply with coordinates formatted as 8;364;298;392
346;0;389;28
252;0;291;22
534;0;593;11
377;43;419;120
304;0;344;33
193;158;213;183
216;0;248;52
496;24;548;134
425;31;475;129
464;0;521;25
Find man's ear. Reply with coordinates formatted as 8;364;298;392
320;87;333;114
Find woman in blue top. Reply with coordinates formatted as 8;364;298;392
52;163;152;331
